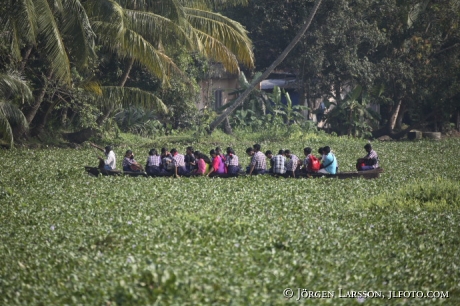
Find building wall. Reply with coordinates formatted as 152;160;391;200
199;78;239;110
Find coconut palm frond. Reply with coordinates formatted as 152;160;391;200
124;9;196;50
184;8;254;68
99;86;168;114
93;21;181;84
0;101;29;128
179;0;248;10
62;0;96;67
0;72;33;101
14;0;38;45
35;0;71;84
0;110;14;148
0;101;28;148
80;80;102;96
193;29;239;73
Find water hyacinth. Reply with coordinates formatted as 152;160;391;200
0;137;459;305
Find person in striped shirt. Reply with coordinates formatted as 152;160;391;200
146;149;161;175
358;144;379;170
284;150;300;178
170;148;187;177
272;150;286;175
249;144;266;175
122;150;143;172
225;147;240;175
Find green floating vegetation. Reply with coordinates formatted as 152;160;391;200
358;179;460;211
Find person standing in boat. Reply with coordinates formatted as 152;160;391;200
123;150;143;172
318;146;337;174
146;149;161;175
248;144;266;175
225;147;239;175
208;149;226;177
357;144;379;171
171;148;188;177
90;143;116;170
285;150;300;178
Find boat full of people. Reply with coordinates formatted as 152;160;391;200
86;143;383;179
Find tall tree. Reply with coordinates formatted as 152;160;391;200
207;0;323;133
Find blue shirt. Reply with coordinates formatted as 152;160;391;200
323;153;337;174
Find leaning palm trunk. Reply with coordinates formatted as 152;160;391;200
207;0;323;134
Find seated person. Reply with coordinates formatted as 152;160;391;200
91;143;116;170
357;143;379;171
208;149;227;177
272;149;286;175
185;146;196;172
248;144;266;175
302;147;320;173
265;150;274;173
193;153;209;176
160;147;174;173
225;147;240;175
317;146;337;174
171;148;188;177
284;150;300;178
245;147;255;174
216;147;226;162
145;148;161;175
122;150;143;172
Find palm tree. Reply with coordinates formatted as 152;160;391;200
0;72;31;148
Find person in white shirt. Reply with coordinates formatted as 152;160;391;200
91;143;116;170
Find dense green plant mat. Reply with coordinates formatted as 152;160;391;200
1;136;460;305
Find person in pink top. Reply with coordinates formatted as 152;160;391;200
208;149;226;177
194;152;208;175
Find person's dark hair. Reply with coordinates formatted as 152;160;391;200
246;147;254;154
364;143;372;150
105;145;112;152
323;146;331;154
278;149;285;155
304;147;312;154
161;147;168;154
265;150;272;156
253;144;261;151
209;149;216;156
318;147;324;154
170;148;178;155
186;146;194;152
125;150;133;156
149;148;158;156
215;147;222;153
284;149;291;155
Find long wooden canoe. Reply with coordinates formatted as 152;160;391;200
85;166;383;179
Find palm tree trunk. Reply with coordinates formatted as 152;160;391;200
390;100;402;130
395;103;406;130
25;70;53;125
19;45;33;73
119;58;135;87
207;0;323;134
223;117;233;135
96;58;134;126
